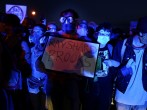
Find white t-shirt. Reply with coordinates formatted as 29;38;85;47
115;49;147;105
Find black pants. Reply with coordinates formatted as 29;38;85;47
50;76;80;110
29;92;46;110
80;77;113;110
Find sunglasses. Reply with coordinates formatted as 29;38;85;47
59;16;73;23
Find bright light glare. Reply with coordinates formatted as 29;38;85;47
32;11;36;16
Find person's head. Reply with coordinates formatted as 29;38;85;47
29;24;46;44
88;21;98;31
22;17;36;34
59;8;79;33
4;14;20;27
129;20;138;36
137;16;147;44
47;22;57;32
95;22;112;46
76;19;88;37
3;14;21;34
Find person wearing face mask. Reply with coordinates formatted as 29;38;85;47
81;22;119;110
109;16;147;110
76;20;88;37
95;24;113;77
76;19;94;42
97;30;111;46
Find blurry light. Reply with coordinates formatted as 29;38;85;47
32;11;36;16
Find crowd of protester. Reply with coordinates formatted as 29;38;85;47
0;8;147;110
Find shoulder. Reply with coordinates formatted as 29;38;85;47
107;44;113;49
107;43;113;53
21;41;30;51
21;41;29;47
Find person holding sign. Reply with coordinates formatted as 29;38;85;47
57;9;79;40
36;9;81;110
52;8;81;110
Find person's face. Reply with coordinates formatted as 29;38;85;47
76;24;88;37
31;26;44;43
97;29;111;45
139;32;147;44
60;12;75;32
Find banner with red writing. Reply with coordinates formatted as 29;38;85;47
42;36;99;78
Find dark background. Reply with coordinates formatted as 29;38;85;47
1;0;147;31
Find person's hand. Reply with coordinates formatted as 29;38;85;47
121;58;135;76
103;59;120;67
121;66;133;76
126;58;135;68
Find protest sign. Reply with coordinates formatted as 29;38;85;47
6;4;27;23
42;36;99;78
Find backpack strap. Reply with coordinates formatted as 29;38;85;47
121;38;127;62
107;44;113;56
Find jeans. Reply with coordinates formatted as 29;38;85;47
116;102;146;110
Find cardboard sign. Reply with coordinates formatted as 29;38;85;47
6;4;27;23
42;36;99;78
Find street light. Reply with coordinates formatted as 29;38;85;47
31;11;36;16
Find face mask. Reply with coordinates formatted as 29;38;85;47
77;28;88;36
97;35;110;45
62;24;75;33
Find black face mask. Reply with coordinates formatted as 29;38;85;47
62;24;75;33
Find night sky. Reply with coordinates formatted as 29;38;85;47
1;0;147;31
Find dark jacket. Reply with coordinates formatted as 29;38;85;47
113;36;147;93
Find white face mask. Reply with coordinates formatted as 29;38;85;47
77;28;88;37
97;29;110;45
97;35;110;45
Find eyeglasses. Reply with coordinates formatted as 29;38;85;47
98;29;111;36
59;16;73;23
